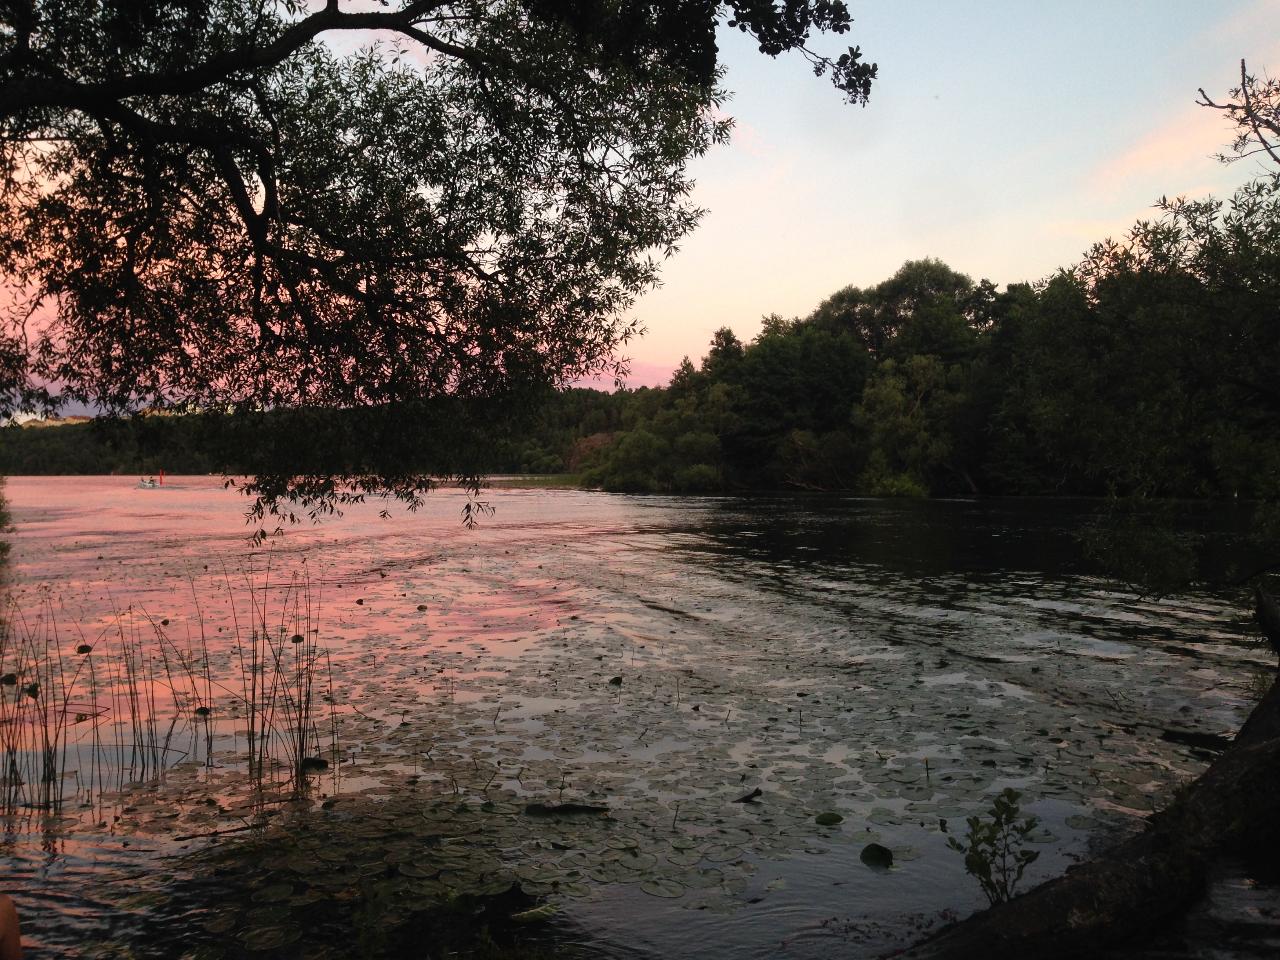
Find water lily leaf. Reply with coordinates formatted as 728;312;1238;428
202;913;239;935
525;802;609;817
518;880;556;896
703;844;743;863
860;843;894;869
586;863;627;884
240;925;301;951
398;862;436;879
252;883;295;904
666;850;702;867
511;904;558;924
605;849;656;872
516;863;565;884
814;812;843;826
640;878;685;898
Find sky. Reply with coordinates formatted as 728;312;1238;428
612;0;1280;387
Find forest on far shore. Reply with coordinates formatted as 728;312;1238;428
3;182;1278;510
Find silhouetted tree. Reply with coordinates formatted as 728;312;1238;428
0;0;876;523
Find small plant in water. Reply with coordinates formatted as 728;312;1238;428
946;788;1040;905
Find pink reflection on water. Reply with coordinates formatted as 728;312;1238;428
1;477;614;791
6;475;589;657
2;475;628;953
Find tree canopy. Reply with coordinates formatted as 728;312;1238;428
0;0;875;518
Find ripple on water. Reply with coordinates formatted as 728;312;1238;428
0;478;1271;959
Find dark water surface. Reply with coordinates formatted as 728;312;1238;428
0;478;1273;958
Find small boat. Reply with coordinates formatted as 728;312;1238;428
138;478;159;489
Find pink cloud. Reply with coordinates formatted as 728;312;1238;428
1087;104;1228;197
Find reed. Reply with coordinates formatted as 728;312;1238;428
0;563;339;818
0;592;80;811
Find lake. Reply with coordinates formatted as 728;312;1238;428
0;476;1270;958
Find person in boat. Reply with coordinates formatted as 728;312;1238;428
0;894;21;960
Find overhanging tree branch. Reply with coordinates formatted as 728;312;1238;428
0;1;877;516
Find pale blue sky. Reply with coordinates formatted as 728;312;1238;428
620;0;1279;384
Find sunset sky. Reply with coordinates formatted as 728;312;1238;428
615;0;1280;386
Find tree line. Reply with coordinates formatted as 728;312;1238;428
3;176;1277;519
579;184;1279;506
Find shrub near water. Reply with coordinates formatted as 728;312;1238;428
946;788;1041;906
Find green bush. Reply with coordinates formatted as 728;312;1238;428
672;463;721;492
946;788;1040;905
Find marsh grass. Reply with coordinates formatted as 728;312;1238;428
0;564;339;818
226;561;339;797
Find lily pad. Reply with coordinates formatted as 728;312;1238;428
703;844;743;863
860;842;894;869
398;862;437;879
252;882;295;904
202;913;239;935
240;925;302;951
640;878;685;898
666;850;702;867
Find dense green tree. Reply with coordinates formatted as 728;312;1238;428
986;181;1279;505
700;327;747;384
583;426;669;493
853;355;960;496
724;314;869;483
809;259;983;357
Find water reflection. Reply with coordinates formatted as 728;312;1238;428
0;478;1271;959
667;495;1262;582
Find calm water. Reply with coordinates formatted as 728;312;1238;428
0;477;1271;958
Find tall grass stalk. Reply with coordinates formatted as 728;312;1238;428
0;566;339;818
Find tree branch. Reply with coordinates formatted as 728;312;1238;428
1;2;447;118
1238;59;1280;167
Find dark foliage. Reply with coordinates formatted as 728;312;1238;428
0;0;875;515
